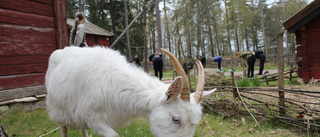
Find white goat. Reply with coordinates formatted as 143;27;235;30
45;46;215;137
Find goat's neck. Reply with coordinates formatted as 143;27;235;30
120;82;167;118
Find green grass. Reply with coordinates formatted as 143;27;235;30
1;107;315;137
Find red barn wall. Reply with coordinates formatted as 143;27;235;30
67;31;111;47
86;35;110;47
296;16;320;82
0;0;67;99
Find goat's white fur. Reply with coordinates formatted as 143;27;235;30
45;46;215;137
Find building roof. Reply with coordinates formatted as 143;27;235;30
283;0;320;33
67;18;114;37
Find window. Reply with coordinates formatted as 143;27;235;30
94;36;98;43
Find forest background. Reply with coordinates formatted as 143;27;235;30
66;0;312;61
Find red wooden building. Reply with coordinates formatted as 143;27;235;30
67;18;114;47
0;0;69;101
283;0;320;83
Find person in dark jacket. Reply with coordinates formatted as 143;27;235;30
237;51;256;78
254;50;266;75
200;56;206;68
149;52;163;80
131;55;142;67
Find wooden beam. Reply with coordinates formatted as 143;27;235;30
0;0;54;17
0;73;45;90
0;9;54;28
0;85;46;102
53;0;68;49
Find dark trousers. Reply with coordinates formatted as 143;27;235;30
258;56;266;74
153;58;163;80
247;55;256;78
217;60;221;70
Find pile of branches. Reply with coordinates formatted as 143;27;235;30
258;67;298;85
202;86;320;131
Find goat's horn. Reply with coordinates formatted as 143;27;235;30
194;60;205;104
161;48;190;102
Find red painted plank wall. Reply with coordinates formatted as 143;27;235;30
296;16;320;82
86;35;111;47
66;30;111;47
0;0;57;90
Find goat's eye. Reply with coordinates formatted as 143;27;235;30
172;117;180;124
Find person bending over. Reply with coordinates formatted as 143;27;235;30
213;56;223;70
237;51;256;78
149;52;163;80
254;50;266;75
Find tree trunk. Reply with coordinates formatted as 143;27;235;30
245;28;249;51
79;0;84;12
143;6;148;72
152;21;156;53
207;19;215;57
164;0;171;53
196;0;201;58
259;0;267;56
185;2;192;58
109;0;117;42
124;0;132;60
155;0;162;52
224;0;232;53
234;26;240;52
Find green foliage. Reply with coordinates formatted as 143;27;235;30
237;78;251;87
237;77;260;87
251;77;261;87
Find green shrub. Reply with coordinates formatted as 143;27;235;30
251;77;261;87
237;79;250;87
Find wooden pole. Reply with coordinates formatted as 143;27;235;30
110;0;154;48
277;30;285;116
231;52;237;98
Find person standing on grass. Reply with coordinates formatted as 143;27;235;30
131;55;142;67
254;50;266;75
149;52;163;80
70;12;87;47
200;56;206;68
237;51;256;78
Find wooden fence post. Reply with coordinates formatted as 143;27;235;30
231;52;237;98
277;30;285;116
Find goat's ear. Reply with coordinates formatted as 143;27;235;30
165;76;183;102
191;88;216;102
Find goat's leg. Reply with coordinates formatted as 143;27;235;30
88;122;119;137
81;129;89;137
60;124;68;137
